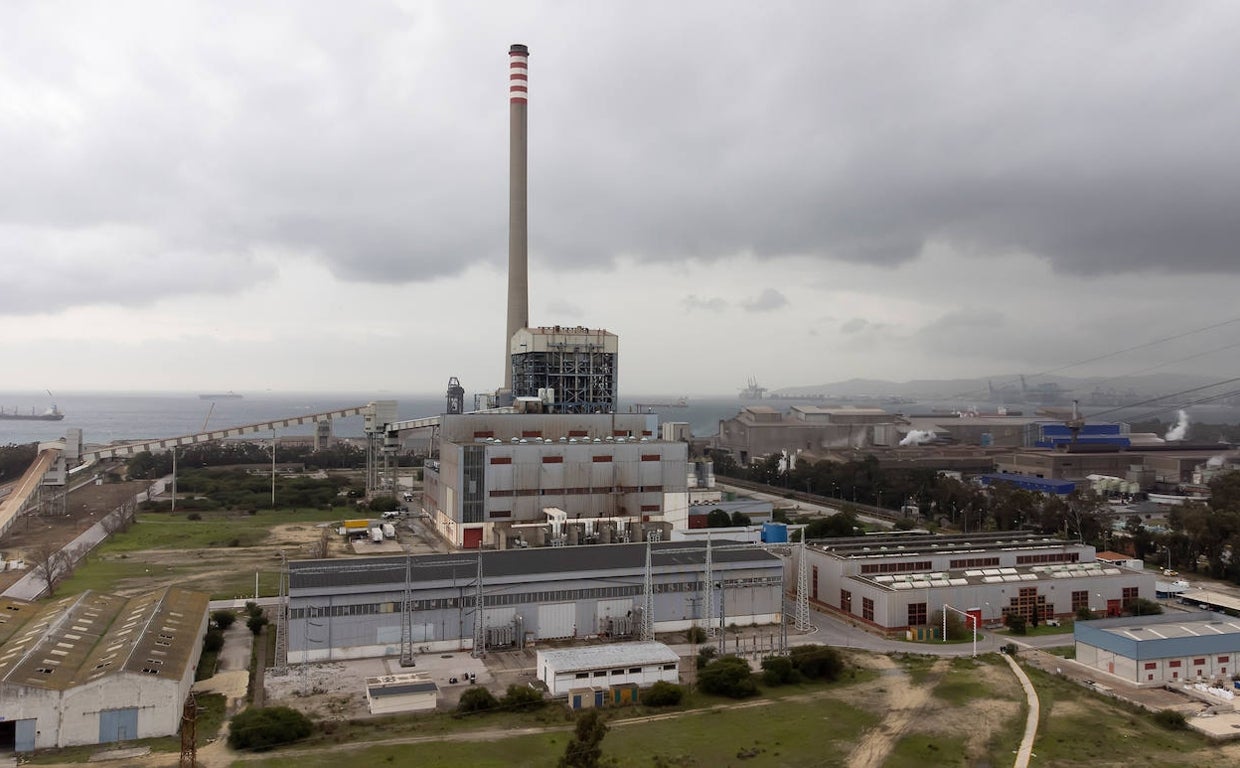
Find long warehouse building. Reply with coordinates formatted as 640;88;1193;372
286;541;785;663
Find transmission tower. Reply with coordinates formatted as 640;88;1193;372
399;555;415;666
703;535;716;638
271;552;289;676
471;553;485;658
640;540;655;641
795;538;811;631
178;692;197;768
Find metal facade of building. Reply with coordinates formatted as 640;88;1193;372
285;542;785;663
1075;612;1240;687
510;327;618;414
796;532;1155;635
423;413;688;549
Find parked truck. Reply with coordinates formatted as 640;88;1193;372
370;526;384;544
381;522;396;539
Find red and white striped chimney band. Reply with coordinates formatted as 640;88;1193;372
509;49;528;104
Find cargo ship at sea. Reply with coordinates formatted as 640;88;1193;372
0;405;65;421
198;392;243;400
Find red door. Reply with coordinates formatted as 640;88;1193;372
1106;599;1122;617
463;527;483;549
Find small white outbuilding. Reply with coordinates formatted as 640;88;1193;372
364;673;439;714
537;641;680;697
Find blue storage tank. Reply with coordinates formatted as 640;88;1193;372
761;522;788;543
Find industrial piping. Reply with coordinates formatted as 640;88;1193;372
504;43;530;390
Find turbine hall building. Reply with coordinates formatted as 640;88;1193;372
284;541;785;663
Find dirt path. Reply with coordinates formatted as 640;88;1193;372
845;657;949;768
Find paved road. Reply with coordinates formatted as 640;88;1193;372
716;482;894;529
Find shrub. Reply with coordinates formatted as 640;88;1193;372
457;686;498;713
245;601;263;617
698;655;757;699
685;626;708;644
203;628;225;654
500;684;545;711
760;655;799;686
228;706;313;751
639;681;684;707
187;512;202;521
369;495;400;512
788;645;845;682
1002;643;1019;656
1075;606;1095;622
1153;709;1187;730
1006;613;1027;635
696;646;718;670
212;610;237;630
246;614;269;635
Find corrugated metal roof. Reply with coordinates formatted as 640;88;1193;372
369;681;439;697
0;587;208;691
538;641;679;672
289;541;781;591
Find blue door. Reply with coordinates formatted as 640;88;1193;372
99;708;138;743
14;719;36;752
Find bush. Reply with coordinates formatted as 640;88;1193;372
1075;606;1095;622
685;626;708;644
245;601;263;618
696;646;718;670
1006;613;1027;635
789;645;845;681
369;495;400;512
698;655;758;699
212;610;237;630
1153;709;1187;730
187;512;202;521
761;655;800;686
457;686;498;713
203;628;225;654
500;684;545;711
639;681;684;707
228;706;313;751
1002;643;1019;656
246;614;269;635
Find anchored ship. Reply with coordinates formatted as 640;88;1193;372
0;404;65;421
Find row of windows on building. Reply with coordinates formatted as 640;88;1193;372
572;664;677;679
489;455;663;464
288;577;781;619
857;551;1082;576
488;486;665;497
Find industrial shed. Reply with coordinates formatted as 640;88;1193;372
537;641;680;696
284;541;785;663
1075;611;1240;687
364;673;439;714
797;531;1154;635
0;587;209;752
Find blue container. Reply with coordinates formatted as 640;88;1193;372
761;522;788;543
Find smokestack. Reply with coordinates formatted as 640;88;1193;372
505;43;530;390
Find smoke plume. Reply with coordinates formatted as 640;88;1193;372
1164;410;1189;441
899;430;937;446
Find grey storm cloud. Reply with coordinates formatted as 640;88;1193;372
3;2;1240;316
742;289;788;312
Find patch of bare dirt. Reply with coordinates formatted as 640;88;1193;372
846;658;950;768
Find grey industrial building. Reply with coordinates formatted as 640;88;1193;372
283;541;785;663
422;412;688;550
0;587;208;753
1075;611;1240;687
796;532;1154;636
510;326;618;414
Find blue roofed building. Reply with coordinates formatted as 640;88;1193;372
1075;611;1240;687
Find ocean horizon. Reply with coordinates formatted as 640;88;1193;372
3;389;1234;449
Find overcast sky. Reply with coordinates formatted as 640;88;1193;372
3;1;1240;396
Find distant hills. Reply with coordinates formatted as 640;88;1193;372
773;373;1228;401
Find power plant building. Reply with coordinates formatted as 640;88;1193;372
423;413;688;550
1075;611;1240;687
796;532;1154;636
285;543;785;662
511;326;618;414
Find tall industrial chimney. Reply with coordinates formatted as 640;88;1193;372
504;43;530;390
